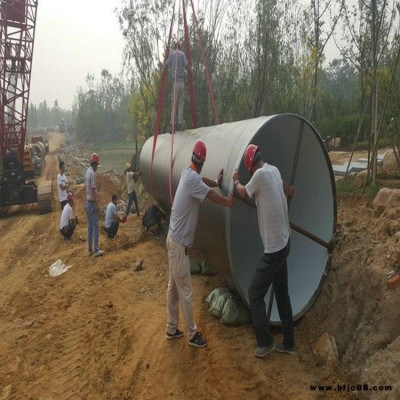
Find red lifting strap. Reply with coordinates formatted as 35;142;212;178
152;0;221;206
169;39;180;205
182;0;197;129
150;4;176;199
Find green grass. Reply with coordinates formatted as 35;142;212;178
97;140;138;150
336;179;380;198
340;138;393;152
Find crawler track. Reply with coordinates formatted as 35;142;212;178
37;180;53;214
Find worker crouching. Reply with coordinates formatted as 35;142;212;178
142;203;168;236
59;193;78;240
104;194;127;238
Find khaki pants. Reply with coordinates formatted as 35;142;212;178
166;235;197;340
170;81;185;125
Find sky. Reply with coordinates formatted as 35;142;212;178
30;0;125;110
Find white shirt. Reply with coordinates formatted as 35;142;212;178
168;167;210;247
57;173;68;202
126;171;135;194
245;163;290;253
105;202;117;228
60;203;74;229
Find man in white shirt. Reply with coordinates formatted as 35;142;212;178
104;194;125;238
57;160;69;209
59;193;78;240
232;144;295;358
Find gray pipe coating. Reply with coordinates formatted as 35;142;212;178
139;114;336;323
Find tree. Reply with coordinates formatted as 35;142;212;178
246;0;283;117
74;71;129;144
118;0;174;94
302;0;344;121
339;0;398;183
213;0;298;120
27;103;38;130
317;58;360;144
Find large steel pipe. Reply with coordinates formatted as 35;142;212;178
139;114;336;323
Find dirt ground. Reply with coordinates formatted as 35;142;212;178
0;134;399;400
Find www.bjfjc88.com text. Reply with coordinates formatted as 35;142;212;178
310;384;392;392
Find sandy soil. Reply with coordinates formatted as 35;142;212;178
0;134;398;400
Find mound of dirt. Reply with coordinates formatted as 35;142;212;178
300;193;400;399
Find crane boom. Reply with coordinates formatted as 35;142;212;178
0;0;52;213
0;0;38;162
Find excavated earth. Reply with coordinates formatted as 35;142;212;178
0;134;398;400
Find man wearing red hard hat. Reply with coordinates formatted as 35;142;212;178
59;192;78;240
84;153;104;257
166;139;233;349
232;144;295;358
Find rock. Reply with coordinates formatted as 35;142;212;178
134;258;144;271
386;274;400;289
312;333;339;366
353;169;368;188
382;149;400;172
373;188;400;211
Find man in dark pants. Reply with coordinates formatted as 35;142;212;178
125;163;140;217
85;153;104;257
232;144;295;358
142;203;167;236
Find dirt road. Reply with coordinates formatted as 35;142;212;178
0;135;398;400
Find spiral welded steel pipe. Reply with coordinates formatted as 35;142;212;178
139;114;336;323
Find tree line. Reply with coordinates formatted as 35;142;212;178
28;0;400;163
28;100;72;133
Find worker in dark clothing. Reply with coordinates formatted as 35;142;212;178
142;203;168;236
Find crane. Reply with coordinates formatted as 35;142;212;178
0;0;52;213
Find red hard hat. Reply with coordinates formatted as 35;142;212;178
244;144;260;172
192;140;206;163
91;153;99;163
67;193;74;201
